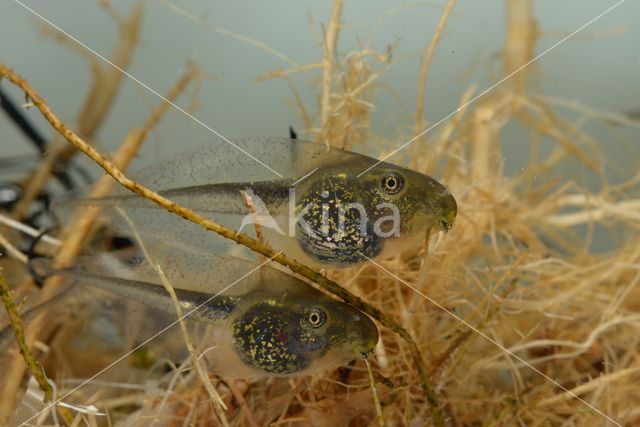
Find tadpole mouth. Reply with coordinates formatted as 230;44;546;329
438;219;451;233
356;333;378;358
346;308;379;357
350;332;378;359
361;348;375;358
437;204;457;233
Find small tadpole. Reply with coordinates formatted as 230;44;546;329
289;126;298;140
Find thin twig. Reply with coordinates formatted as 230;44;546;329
537;365;640;407
119;209;230;426
0;213;61;247
12;2;144;220
0;64;195;423
239;190;267;245
365;358;384;427
0;233;28;264
319;0;343;147
74;2;144;143
429;273;521;377
0;62;446;426
414;0;457;135
0;269;75;425
227;381;260;427
502;0;535;99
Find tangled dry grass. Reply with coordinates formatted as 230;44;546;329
1;0;639;426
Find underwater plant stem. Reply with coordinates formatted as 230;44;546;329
0;232;28;264
537;365;640;407
11;142;63;220
320;0;343;147
156;266;231;426
415;0;457;134
429;276;520;377
471;105;497;183
240;190;268;246
119;209;230;425
413;0;457;171
10;3;144;221
470;0;536;186
0;270;75;425
0;62;446;427
240;189;272;283
72;2;144;144
0;63;195;423
55;63;197;266
503;0;535;100
227;381;260;427
0;270;51;400
365;358;384;427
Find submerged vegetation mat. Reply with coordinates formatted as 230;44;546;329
1;0;639;425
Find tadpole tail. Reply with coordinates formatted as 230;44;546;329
56;180;293;215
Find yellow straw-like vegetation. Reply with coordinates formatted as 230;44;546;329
1;1;638;425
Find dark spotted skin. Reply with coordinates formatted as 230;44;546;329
294;170;402;266
231;298;361;375
158;177;391;265
296;181;383;265
232;302;317;374
291;164;456;267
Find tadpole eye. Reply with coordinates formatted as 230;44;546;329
306;308;327;328
381;172;404;195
